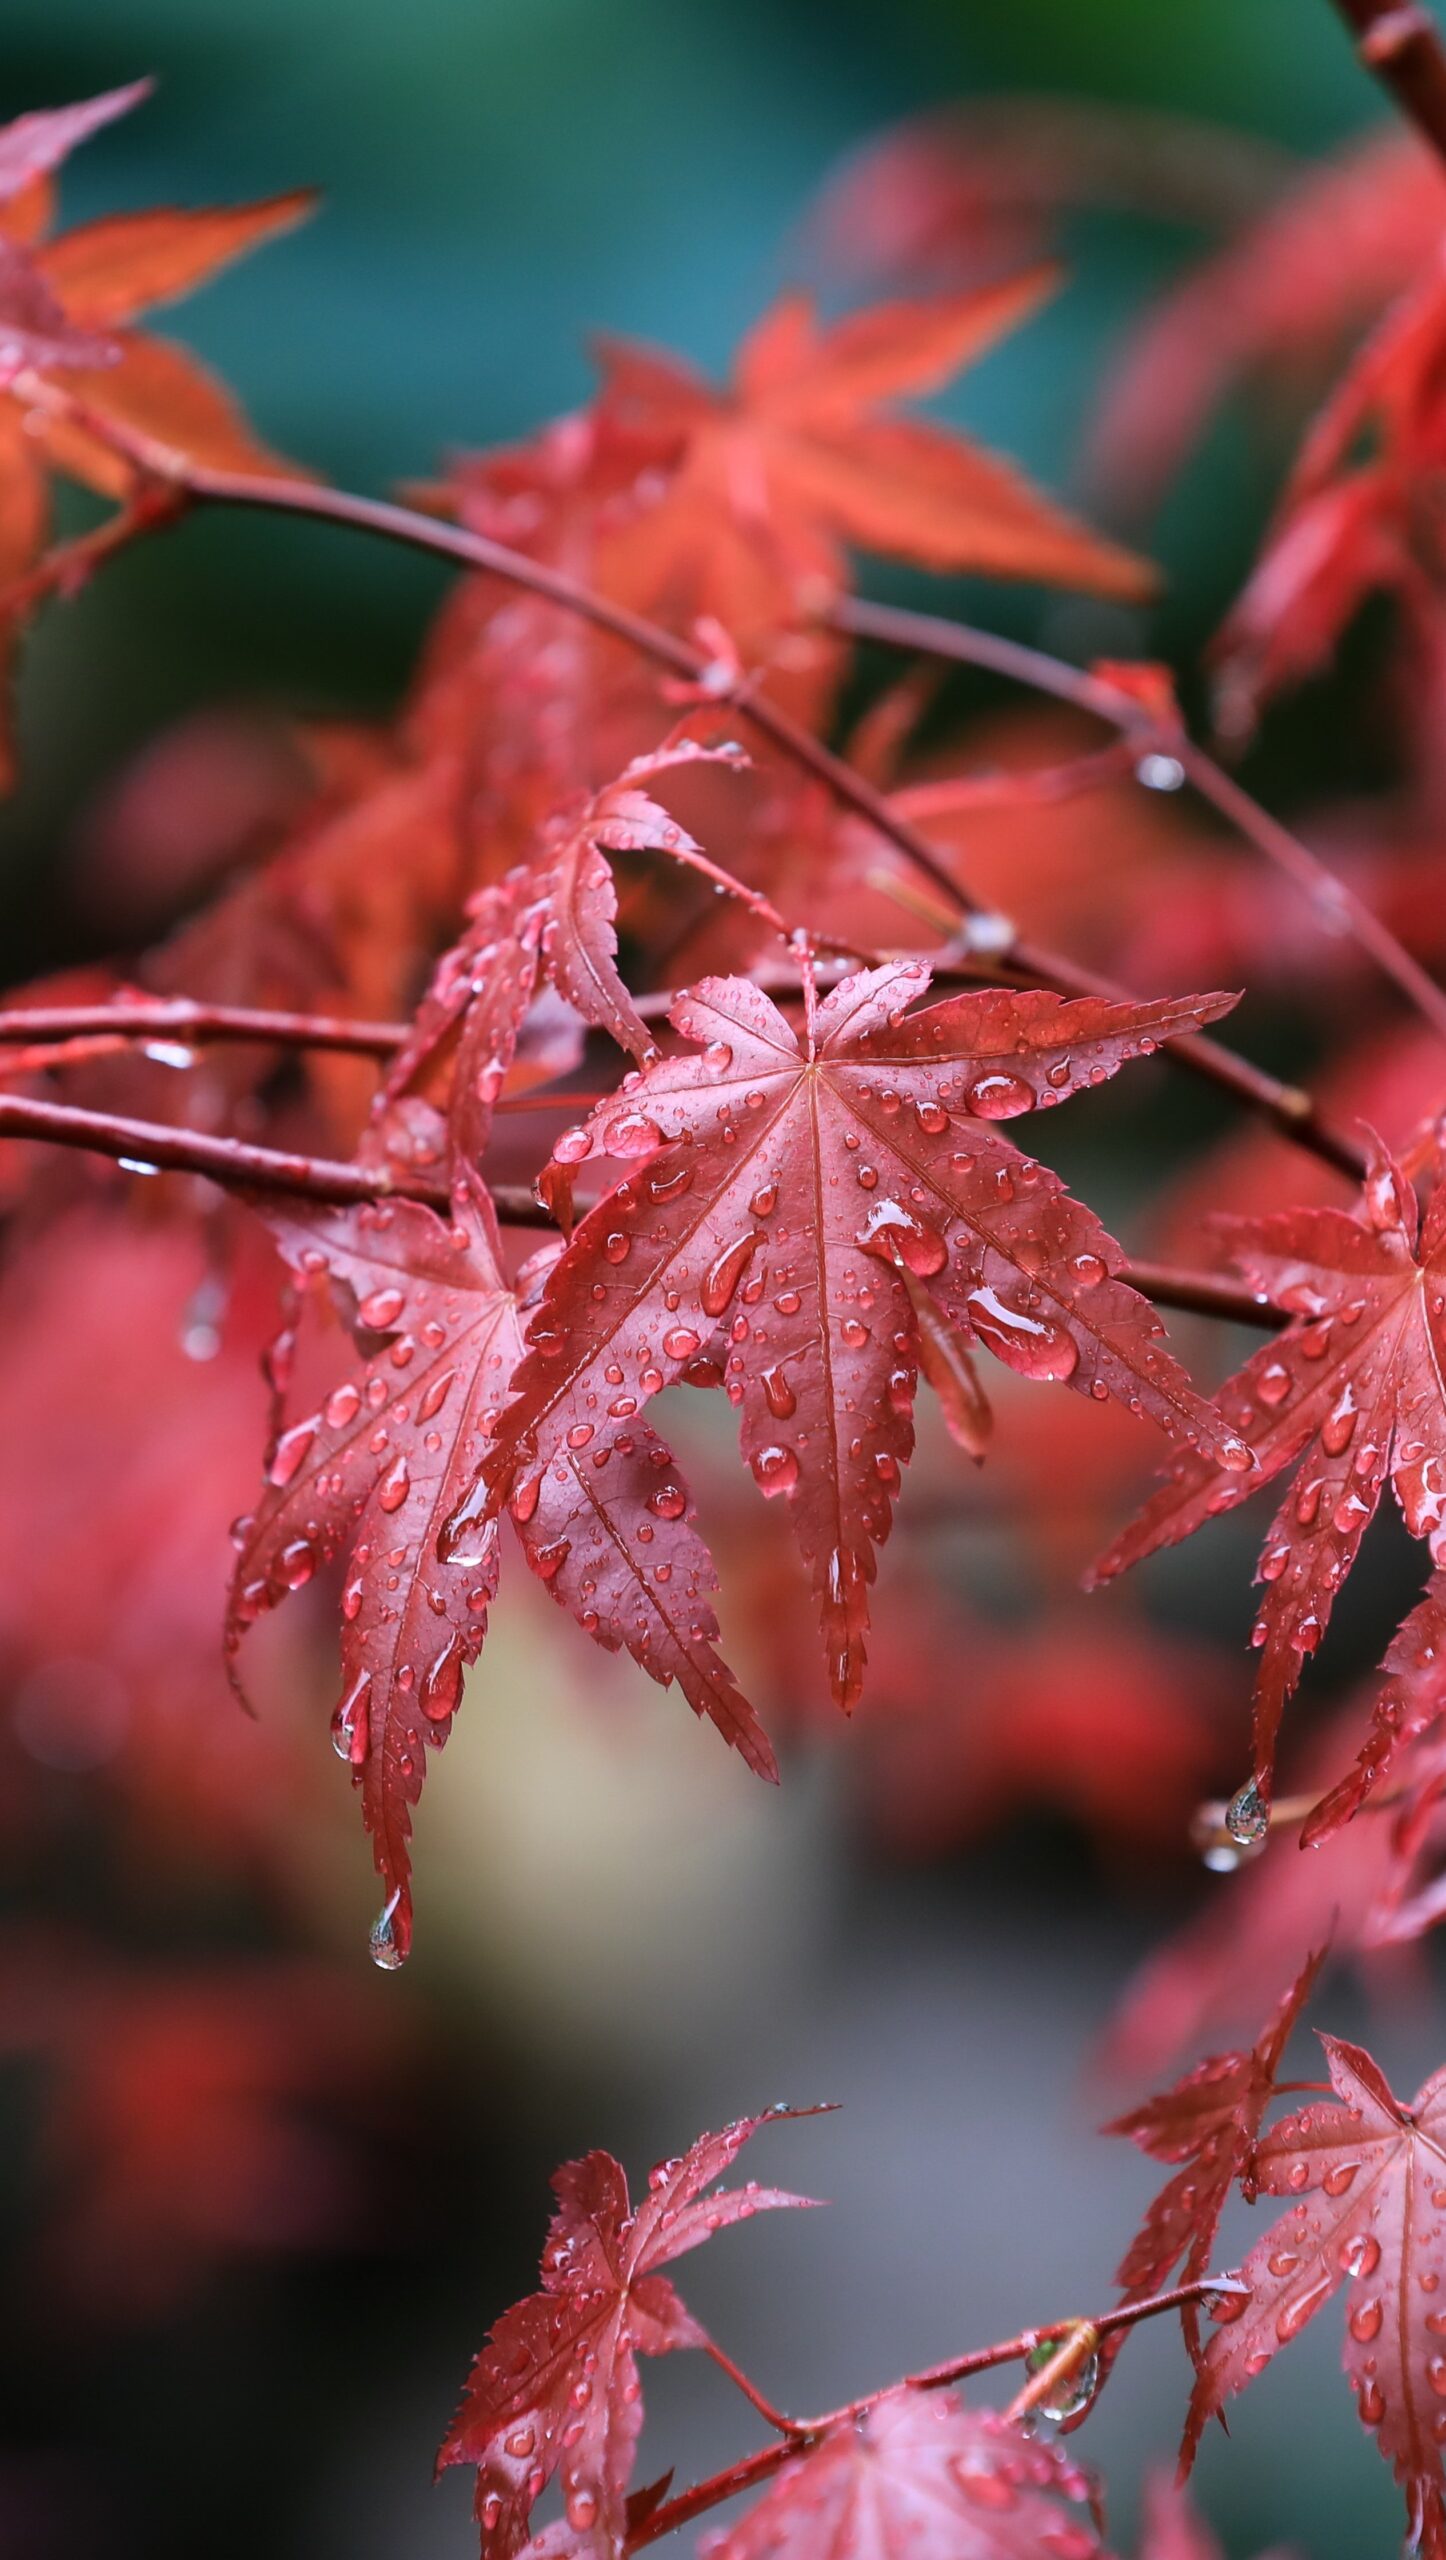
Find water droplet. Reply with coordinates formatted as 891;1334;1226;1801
331;1669;371;1764
369;1895;406;1970
268;1416;318;1489
762;1364;796;1419
751;1444;799;1496
648;1483;687;1521
423;1638;463;1723
279;1536;315;1590
358;1287;405;1331
1022;2339;1098;2424
377;1456;411;1513
701;1231;759;1316
1226;1776;1269;1847
965;1285;1079;1380
602;1110;664;1159
1136;751;1185;791
860;1200;947;1277
964;1071;1034;1120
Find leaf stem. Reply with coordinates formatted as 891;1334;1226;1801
624;2276;1242;2550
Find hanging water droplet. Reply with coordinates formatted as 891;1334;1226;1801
369;1894;406;1970
1225;1776;1269;1847
1022;2337;1098;2427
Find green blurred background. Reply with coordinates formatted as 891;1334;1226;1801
0;6;1430;2558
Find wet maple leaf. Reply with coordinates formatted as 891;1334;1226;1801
1094;1139;1446;1810
1302;1572;1446;1845
1183;2036;1446;2557
1104;1948;1323;2369
482;961;1247;1709
437;2112;817;2560
700;2390;1107;2560
0;80;313;784
386;743;759;1157
230;1183;772;1963
593;275;1152;657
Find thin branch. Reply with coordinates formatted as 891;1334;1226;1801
0;1088;1284;1325
625;2276;1243;2551
1122;1256;1283;1328
0;996;405;1059
9;385;1366;1185
1329;2;1446;166
703;2342;805;2439
834;591;1446;1052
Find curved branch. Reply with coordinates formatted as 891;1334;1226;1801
0;1089;1283;1326
625;2275;1244;2551
833;592;1446;1051
7;380;1367;1186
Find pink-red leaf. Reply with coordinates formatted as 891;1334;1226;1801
438;2112;818;2560
701;2391;1108;2560
231;1185;768;1962
1185;2035;1446;2557
1104;1948;1323;2367
1094;1138;1446;1802
482;961;1245;1708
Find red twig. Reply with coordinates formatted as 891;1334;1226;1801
8;382;1365;1187
0;996;405;1058
1329;1;1446;166
0;1087;1284;1327
625;2276;1243;2550
833;591;1446;1054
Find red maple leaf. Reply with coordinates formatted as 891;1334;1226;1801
1094;1138;1446;1809
437;2112;818;2560
386;742;759;1150
593;276;1152;655
230;1182;772;1963
1184;2036;1446;2558
0;80;313;783
1208;244;1446;734
1302;1570;1446;1844
482;960;1248;1709
1104;1948;1323;2367
699;2390;1107;2560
